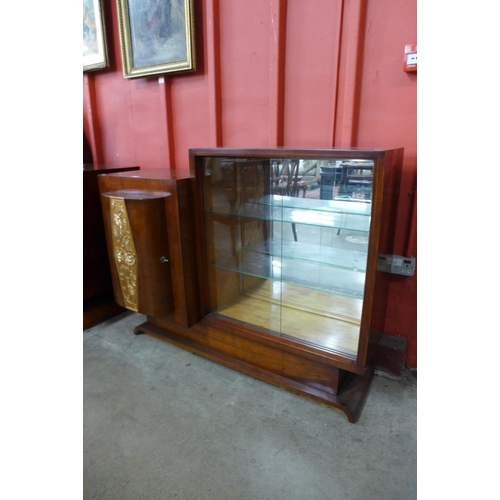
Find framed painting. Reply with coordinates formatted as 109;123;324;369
83;0;109;71
117;0;196;79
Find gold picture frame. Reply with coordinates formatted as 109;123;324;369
116;0;196;79
83;0;109;72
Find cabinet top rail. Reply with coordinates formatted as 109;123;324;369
189;147;401;158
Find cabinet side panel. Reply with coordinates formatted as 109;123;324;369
174;180;202;327
191;163;211;317
353;154;383;371
368;148;404;362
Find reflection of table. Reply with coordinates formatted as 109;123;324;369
319;165;342;199
338;166;373;200
319;164;373;200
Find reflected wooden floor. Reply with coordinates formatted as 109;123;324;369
216;280;361;357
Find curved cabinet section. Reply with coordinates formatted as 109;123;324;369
101;189;174;318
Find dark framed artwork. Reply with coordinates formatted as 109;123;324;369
83;0;109;71
116;0;196;79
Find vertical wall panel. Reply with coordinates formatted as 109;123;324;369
93;71;136;166
171;73;214;169
283;1;343;147
128;78;169;169
219;0;272;146
356;1;416;158
170;0;216;169
205;0;223;147
83;74;102;164
158;77;175;169
268;0;287;147
333;0;366;148
355;0;417;368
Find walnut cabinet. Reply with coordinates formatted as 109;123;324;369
98;148;403;422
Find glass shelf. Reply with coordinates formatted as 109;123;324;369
245;238;367;272
212;246;366;299
209;197;371;233
256;195;371;215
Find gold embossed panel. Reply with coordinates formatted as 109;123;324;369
109;197;139;311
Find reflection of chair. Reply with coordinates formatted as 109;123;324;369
220;160;238;211
336;165;373;235
240;161;266;202
296;160;321;197
218;159;269;248
271;160;300;241
271;159;300;196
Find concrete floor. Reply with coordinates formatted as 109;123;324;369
83;311;417;500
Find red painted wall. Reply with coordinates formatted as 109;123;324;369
357;0;417;368
84;0;417;368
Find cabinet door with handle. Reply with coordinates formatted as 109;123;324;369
101;189;174;318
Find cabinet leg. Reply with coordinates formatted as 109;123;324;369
134;325;147;335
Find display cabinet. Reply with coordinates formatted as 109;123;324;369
98;148;403;422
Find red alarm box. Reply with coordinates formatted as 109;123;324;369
404;44;417;72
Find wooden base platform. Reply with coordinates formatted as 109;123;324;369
133;319;374;423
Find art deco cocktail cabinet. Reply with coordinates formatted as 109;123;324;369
98;148;403;422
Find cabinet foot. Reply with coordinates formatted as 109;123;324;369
134;325;147;335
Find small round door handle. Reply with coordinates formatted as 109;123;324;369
160;256;169;263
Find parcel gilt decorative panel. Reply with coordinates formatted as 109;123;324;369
110;197;139;311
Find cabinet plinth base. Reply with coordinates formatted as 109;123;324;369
134;320;374;423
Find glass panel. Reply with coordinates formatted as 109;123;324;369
202;157;280;335
200;155;373;360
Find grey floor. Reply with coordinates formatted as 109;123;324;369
83;311;417;500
